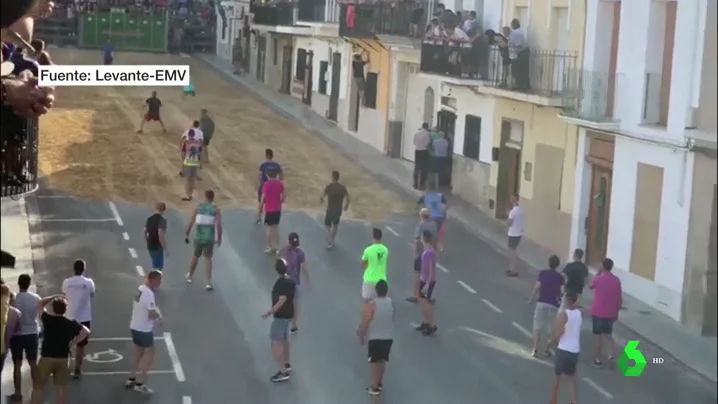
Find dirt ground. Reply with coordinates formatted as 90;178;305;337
39;49;408;220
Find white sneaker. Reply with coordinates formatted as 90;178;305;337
132;384;154;394
264;247;273;254
206;284;213;291
185;274;193;284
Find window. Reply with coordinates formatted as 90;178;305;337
463;115;482;160
273;38;278;65
363;72;378;109
318;61;329;94
296;48;307;80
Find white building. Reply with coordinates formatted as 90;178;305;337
215;1;247;62
563;0;716;334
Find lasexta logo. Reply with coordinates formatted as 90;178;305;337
617;340;648;376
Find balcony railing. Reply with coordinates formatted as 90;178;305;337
339;2;428;38
643;72;669;126
561;70;621;123
420;41;482;78
297;2;340;23
1;112;39;198
251;2;296;26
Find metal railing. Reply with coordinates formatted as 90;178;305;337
339;2;429;38
420;41;482;78
1;112;39;198
251;3;296;26
561;70;622;123
642;72;668;126
297;2;339;23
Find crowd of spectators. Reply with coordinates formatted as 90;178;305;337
42;0;217;21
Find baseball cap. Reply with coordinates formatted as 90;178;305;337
288;232;300;247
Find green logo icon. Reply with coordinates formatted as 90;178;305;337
618;340;648;376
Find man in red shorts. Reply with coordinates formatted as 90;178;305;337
137;91;167;133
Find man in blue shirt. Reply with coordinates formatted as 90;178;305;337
102;40;115;65
256;148;282;224
417;182;447;250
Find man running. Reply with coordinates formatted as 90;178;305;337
260;168;284;253
144;202;168;271
185;190;223;290
548;291;581;404
102;39;115;65
262;258;295;383
279;233;310;335
320;170;350;249
528;255;564;357
506;193;524;277
361;228;389;302
182;77;196;99
180;129;203;201
61;259;95;378
407;208;437;303
417;182;447;251
126;270;163;394
416;231;438;336
137;91;167;133
356;280;394;396
9;274;40;403
199;109;215;164
256;148;283;224
179;121;204;178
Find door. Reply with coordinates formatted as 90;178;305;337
328;52;341;121
280;45;293;94
496;121;522;218
436;110;456;189
256;36;267;83
303;51;314;105
586;167;613;265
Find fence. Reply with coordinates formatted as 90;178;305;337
1;113;39;198
561;70;621;123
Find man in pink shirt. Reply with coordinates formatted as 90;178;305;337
589;258;622;367
259;168;285;254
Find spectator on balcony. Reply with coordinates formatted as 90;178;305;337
424;18;440;39
444;24;468;42
508;18;530;91
486;28;511;85
410;5;425;37
433;3;445;18
461;11;479;38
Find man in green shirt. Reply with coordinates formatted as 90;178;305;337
185;189;223;291
199;109;215;164
361;228;389;302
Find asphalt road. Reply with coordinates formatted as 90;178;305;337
27;192;718;404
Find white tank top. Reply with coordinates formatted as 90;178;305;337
557;308;582;353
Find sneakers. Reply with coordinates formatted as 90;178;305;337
132;383;154;394
185;274;193;284
270;371;290;383
415;323;438;336
290;327;298;335
72;369;82;379
593;359;603;368
124;378;136;389
285;363;292;372
264;247;273;254
367;386;381;396
206;284;214;291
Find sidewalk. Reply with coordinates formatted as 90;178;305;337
1;197;37;401
198;54;718;382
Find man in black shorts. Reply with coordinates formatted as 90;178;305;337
320;170;350;249
356;280;394;396
137;91;167;133
199;109;215;163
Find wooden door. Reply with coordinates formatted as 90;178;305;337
436;110;456;188
280;45;292;94
256;35;266;82
303;51;314;105
328;52;341;121
587;167;613;265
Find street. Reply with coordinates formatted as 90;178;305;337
24;191;718;404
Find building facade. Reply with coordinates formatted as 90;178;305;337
563;0;716;334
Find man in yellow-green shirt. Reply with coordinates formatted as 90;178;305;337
361;228;389;302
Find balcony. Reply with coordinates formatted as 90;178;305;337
1;112;39;198
250;2;296;26
642;72;669;127
419;42;579;106
338;2;428;39
297;1;340;24
560;70;622;130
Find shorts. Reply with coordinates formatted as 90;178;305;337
10;333;39;361
193;240;215;258
413;256;422;272
183;90;196;96
361;282;377;300
148;248;164;270
324;210;342;227
183;165;198;179
508;236;522;250
533;302;559;332
367;339;393;363
591;316;616;335
270;318;291;341
264;211;281;226
431;217;445;231
554;348;579;376
419;280;436;299
144;112;161;122
77;321;91;347
203;137;212;147
130;329;155;349
35;357;70;388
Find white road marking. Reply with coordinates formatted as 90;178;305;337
437;263;449;273
183;396;192;404
40;218;118;222
481;298;503;313
456;280;477;294
135;265;145;276
122;232;130;240
108;201;124;226
385;226;400;237
163;332;186;382
583;377;615;399
81;370;175;376
511;321;533;338
89;337;164;341
128;248;138;259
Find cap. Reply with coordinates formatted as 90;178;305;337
288;232;300;246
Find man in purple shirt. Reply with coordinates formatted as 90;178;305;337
415;231;438;336
528;255;564;357
279;232;310;335
589;258;622;367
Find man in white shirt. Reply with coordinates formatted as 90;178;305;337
127;270;162;394
61;259;95;378
508;18;531;91
445;26;469;41
506;193;524;277
413;123;431;189
180;120;204;178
